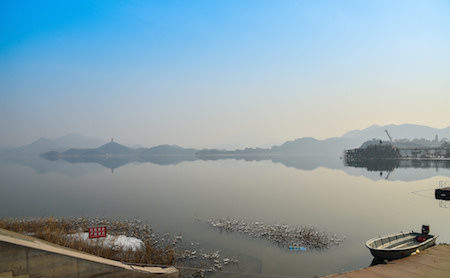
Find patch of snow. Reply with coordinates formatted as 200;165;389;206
67;233;144;251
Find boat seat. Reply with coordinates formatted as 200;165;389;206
389;241;418;250
377;235;416;249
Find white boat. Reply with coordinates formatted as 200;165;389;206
366;226;438;260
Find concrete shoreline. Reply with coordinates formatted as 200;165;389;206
0;228;179;278
324;244;450;278
2;225;449;278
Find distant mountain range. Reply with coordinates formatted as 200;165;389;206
0;134;105;155
198;124;450;157
2;124;449;158
1;123;449;181
342;124;450;142
41;141;199;160
196;137;357;157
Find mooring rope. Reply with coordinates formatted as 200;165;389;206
411;187;437;199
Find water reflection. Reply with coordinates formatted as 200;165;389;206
345;158;450;172
50;155;197;168
0;155;103;177
2;154;449;181
61;156;134;171
1;154;450;277
345;159;399;172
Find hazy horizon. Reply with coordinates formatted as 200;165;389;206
1;122;449;151
1;1;449;148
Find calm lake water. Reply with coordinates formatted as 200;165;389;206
1;155;449;277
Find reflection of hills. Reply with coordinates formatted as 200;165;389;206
270;155;343;171
196;155;450;181
0;155;103;177
342;159;450;181
44;152;344;172
345;159;450;172
197;154;344;171
61;156;134;171
344;159;400;172
139;155;197;165
406;159;450;169
58;155;197;169
7;153;450;182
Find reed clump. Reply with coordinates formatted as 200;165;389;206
202;218;344;249
0;217;174;265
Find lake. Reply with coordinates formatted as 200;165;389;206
1;155;449;277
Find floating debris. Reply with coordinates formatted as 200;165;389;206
222;257;237;265
199;218;344;249
288;246;307;251
175;247;238;277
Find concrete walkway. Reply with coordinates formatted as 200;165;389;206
325;244;450;278
0;228;179;278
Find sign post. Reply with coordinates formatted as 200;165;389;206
88;226;107;239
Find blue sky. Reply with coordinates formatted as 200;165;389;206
1;0;449;148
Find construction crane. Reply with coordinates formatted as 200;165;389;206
385;129;393;142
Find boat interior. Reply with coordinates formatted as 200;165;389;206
367;232;433;250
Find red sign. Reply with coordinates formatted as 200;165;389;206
89;226;107;239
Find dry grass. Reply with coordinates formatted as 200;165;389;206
0;217;174;265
